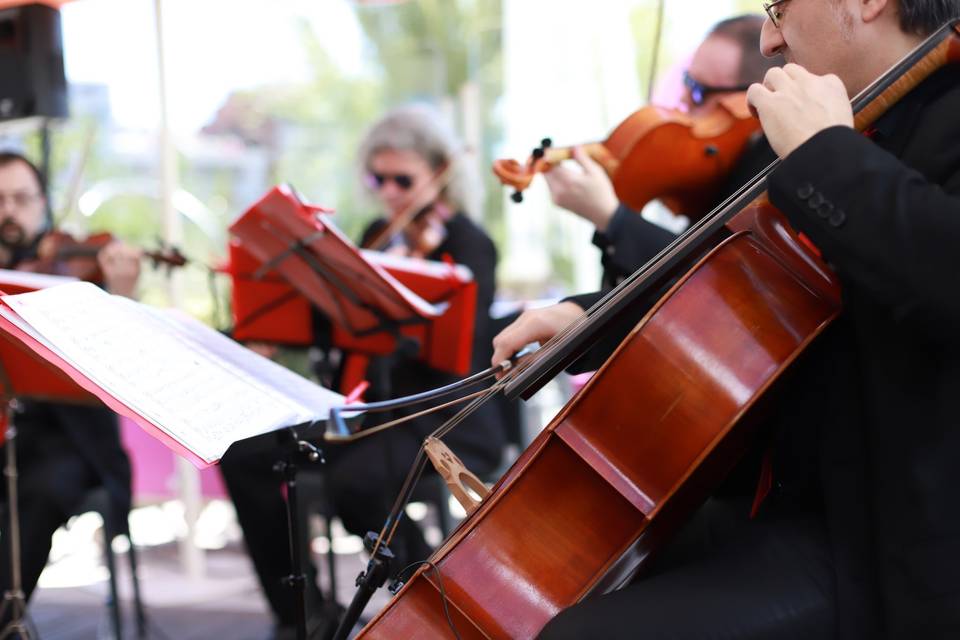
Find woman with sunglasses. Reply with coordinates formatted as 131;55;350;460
339;102;507;615
222;104;506;640
543;15;782;291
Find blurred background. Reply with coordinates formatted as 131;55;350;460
0;1;768;637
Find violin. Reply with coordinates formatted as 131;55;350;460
493;93;761;219
16;230;187;283
392;202;450;259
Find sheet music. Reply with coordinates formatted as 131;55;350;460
147;306;344;416
0;282;345;464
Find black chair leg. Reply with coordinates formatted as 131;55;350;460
126;534;147;639
102;529;123;640
322;514;338;602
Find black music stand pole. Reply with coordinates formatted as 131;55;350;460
0;399;37;640
274;425;324;640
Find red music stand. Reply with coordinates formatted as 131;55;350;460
228;185;477;378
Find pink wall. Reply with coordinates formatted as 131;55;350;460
120;417;227;501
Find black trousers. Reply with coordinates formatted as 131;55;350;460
220;428;431;627
0;433;102;603
537;497;835;640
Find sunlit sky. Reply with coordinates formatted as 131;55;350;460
61;0;367;134
60;0;743;137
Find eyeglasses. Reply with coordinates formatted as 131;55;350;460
0;191;41;210
682;71;752;107
763;0;790;29
370;172;414;191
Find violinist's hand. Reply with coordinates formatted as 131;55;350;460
491;301;584;370
542;147;619;232
98;241;141;299
747;64;853;159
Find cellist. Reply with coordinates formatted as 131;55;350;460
493;1;960;637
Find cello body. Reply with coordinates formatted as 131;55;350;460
358;202;841;639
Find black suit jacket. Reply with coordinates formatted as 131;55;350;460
763;66;960;638
14;401;132;520
563;67;960;637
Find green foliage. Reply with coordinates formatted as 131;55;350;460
354;0;505;242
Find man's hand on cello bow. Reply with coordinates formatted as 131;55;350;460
490;301;584;372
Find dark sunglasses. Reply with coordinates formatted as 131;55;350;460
683;71;752;107
370;172;414;191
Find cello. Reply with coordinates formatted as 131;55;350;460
352;21;960;640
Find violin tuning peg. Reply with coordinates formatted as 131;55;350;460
532;148;545;160
510;191;524;204
540;138;553;149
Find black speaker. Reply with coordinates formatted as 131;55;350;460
0;4;67;121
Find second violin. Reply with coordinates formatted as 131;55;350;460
493;93;761;220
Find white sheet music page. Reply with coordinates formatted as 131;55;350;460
0;282;345;464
